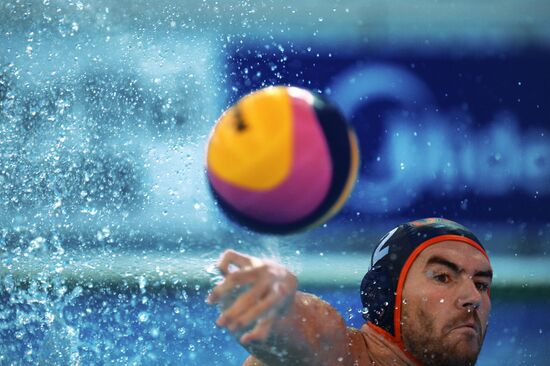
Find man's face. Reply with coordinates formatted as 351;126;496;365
400;241;492;366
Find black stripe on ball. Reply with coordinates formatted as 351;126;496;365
306;93;353;223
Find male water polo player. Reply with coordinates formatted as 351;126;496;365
207;218;493;365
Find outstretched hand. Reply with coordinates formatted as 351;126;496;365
207;250;298;345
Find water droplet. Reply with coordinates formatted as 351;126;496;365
150;327;160;338
45;312;55;324
138;312;150;322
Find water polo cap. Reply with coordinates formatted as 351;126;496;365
360;218;489;343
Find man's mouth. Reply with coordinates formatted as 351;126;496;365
452;323;479;333
448;318;481;336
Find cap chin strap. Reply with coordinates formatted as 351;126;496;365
366;322;422;366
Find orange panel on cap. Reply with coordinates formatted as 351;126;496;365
207;86;293;190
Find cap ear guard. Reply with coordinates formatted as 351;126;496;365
360;264;395;334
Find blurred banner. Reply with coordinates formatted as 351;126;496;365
226;47;550;226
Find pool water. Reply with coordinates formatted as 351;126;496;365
1;280;548;365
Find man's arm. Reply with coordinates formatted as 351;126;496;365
244;291;349;365
207;250;357;365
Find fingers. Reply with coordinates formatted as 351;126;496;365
217;277;269;325
207;250;297;345
217;249;254;275
220;281;279;331
240;312;277;345
207;265;261;305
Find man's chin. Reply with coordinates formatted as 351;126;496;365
447;327;482;348
410;344;480;366
442;334;481;365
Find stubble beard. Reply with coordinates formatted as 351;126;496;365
401;306;484;366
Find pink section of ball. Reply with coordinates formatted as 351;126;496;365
208;92;333;225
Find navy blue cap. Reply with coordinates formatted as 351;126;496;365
360;218;488;340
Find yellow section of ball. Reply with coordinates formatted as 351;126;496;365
207;86;293;190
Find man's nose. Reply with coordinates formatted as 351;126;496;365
456;278;482;310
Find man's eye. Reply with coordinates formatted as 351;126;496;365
476;282;490;292
433;273;450;283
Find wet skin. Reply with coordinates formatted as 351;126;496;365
401;241;493;366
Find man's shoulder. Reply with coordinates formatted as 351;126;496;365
345;326;373;365
243;355;266;366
